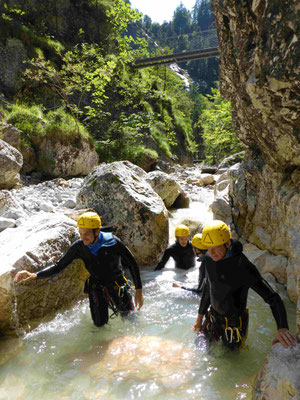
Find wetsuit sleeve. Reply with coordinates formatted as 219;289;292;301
36;241;81;279
198;262;205;291
181;286;202;295
115;237;142;290
250;278;289;330
154;246;173;270
198;281;210;314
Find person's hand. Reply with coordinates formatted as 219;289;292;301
172;281;182;288
272;328;297;349
14;270;37;283
193;313;203;331
134;289;144;310
154;265;163;271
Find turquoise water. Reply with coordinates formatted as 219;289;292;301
0;198;296;400
0;266;296;400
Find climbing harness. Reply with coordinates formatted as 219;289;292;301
202;308;249;350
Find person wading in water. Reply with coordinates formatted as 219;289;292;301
14;212;144;328
193;220;296;350
172;233;208;295
154;224;195;271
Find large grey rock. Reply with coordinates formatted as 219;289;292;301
145;170;189;208
0;123;36;174
0;139;23;189
228;161;299;303
254;343;300;400
35;136;99;178
0;213;88;333
76;161;169;265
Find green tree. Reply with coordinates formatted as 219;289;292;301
172;3;191;34
197;88;244;164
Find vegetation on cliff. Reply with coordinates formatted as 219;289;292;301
0;0;243;171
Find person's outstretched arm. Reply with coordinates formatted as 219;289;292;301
251;276;297;348
14;241;80;283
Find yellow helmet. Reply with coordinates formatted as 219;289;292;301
202;220;231;246
77;212;101;229
191;234;208;251
175;224;190;237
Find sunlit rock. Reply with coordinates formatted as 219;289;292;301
0;190;27;225
0;139;23;189
187;173;215;187
0;213;89;333
145;170;189;208
255;343;300;400
228;161;299;303
35;136;98;178
243;243;288;285
76;161;169;265
74;335;195;388
0;123;36;173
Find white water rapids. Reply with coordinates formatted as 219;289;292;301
0;190;296;400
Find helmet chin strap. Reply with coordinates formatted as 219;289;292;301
92;229;99;244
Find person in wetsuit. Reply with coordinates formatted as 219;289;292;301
193;220;296;350
154;225;195;271
14;212;144;328
172;233;209;294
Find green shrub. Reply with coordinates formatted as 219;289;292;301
6;104;44;144
45;108;91;146
150;123;172;158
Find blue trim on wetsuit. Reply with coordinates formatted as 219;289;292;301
88;232;116;256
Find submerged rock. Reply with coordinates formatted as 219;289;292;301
73;335;195;388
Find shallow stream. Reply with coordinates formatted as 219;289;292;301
0;193;296;400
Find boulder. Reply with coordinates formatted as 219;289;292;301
0;123;36;173
0;139;23;189
0;190;26;220
254;343;300;400
76;161;169;265
35;137;99;178
0;213;89;333
145;170;189;208
243;243;288;285
228;161;299;304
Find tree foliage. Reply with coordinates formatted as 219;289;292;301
197;88;244;165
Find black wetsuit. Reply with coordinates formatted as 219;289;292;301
181;256;206;295
36;233;142;327
154;241;195;271
199;239;289;349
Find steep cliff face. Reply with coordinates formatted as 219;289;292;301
212;0;300;396
212;0;300;170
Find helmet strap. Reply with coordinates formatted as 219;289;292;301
92;229;100;243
